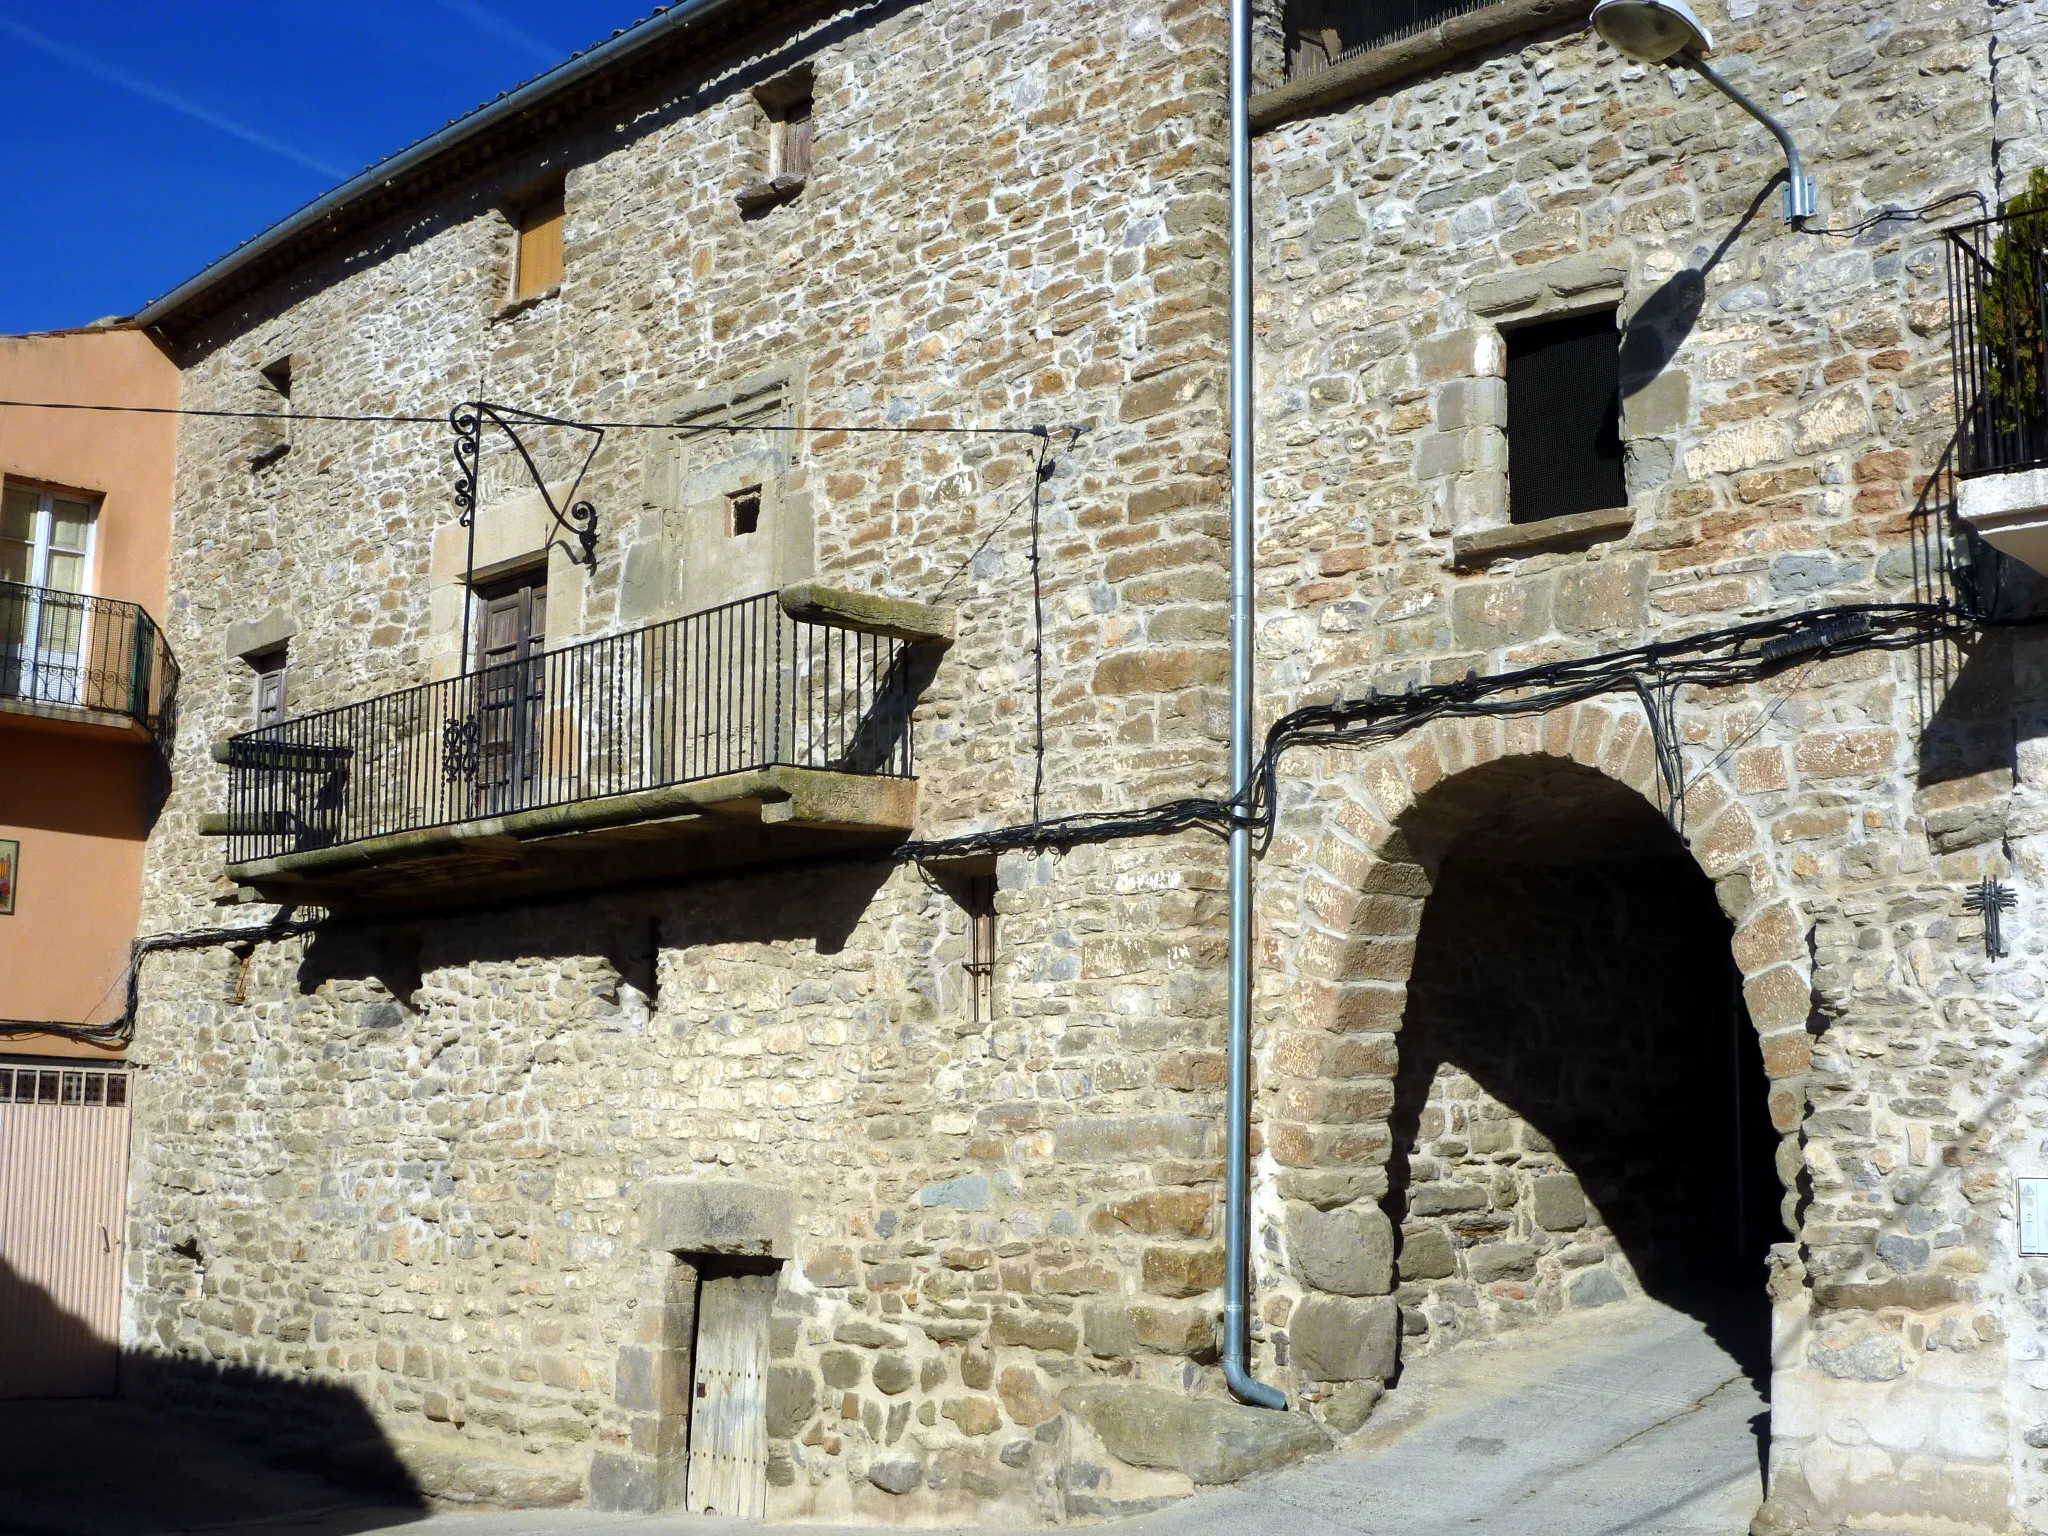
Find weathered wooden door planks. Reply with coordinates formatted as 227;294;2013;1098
685;1271;771;1517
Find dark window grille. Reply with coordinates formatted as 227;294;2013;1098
0;580;180;751
1284;0;1504;80
223;590;917;864
1505;311;1628;524
964;873;997;1024
729;487;763;537
1948;210;2048;477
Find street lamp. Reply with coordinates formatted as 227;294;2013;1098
1590;0;1818;223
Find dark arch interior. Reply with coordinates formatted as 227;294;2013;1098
1385;759;1783;1405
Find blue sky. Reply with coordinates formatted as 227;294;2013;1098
0;1;649;333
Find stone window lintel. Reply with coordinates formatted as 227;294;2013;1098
1451;504;1634;568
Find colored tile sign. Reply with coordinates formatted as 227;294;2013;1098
0;839;14;915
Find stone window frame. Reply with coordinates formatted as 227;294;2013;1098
1432;256;1682;568
736;65;815;215
244;350;296;469
426;490;589;682
624;360;815;624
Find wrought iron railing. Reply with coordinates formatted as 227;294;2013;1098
1948;210;2048;476
223;591;916;864
0;580;179;751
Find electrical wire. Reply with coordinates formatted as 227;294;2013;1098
899;601;1967;862
16;599;1976;1048
1799;189;1991;240
0;397;1072;439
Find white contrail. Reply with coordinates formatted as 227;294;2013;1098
433;0;564;68
0;12;347;180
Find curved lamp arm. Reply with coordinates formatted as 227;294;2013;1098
1681;52;1817;224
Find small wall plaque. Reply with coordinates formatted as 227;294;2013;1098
2022;1179;2048;1256
0;838;15;915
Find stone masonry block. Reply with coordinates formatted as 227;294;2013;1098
1744;965;1813;1035
638;1179;793;1258
1287;1202;1394;1296
1289;1294;1398;1383
1398;1226;1456;1280
1733;903;1805;973
1436;376;1506;431
1531;1174;1587;1231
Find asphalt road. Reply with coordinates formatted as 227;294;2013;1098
0;1298;1764;1536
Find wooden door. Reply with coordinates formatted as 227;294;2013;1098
0;1064;131;1399
474;575;546;813
685;1272;771;1518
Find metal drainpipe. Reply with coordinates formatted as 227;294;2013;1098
1223;0;1288;1413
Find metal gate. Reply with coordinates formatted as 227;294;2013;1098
0;1062;131;1399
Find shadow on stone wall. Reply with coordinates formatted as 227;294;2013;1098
293;855;898;1003
0;1257;423;1534
1619;179;1777;399
1383;794;1782;1459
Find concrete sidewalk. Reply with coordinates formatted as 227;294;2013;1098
1;1299;1763;1536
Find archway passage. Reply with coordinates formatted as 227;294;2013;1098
1386;758;1783;1386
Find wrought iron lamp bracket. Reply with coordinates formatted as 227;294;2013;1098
449;400;605;569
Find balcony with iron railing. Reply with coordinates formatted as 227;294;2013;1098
0;580;180;754
1949;208;2048;575
201;586;954;907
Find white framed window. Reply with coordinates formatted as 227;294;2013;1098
1;482;99;706
1;483;96;595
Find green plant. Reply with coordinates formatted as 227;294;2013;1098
1980;168;2048;438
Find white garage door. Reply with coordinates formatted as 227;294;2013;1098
0;1061;131;1399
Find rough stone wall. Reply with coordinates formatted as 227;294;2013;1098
1389;853;1776;1351
1244;0;2048;1528
123;0;2048;1527
129;0;1280;1520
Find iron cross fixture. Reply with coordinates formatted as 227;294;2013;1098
1963;876;2017;959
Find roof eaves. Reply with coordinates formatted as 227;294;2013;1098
135;0;765;338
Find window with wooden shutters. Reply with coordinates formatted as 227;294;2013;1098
0;485;96;706
775;95;813;180
473;570;547;810
251;647;288;726
737;69;814;213
514;185;565;301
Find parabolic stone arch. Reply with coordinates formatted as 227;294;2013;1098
1259;701;1813;1413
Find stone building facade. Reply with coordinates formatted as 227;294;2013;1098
117;0;2048;1530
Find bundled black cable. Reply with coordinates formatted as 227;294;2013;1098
32;599;1973;1048
899;601;1965;861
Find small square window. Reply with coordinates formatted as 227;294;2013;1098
83;1073;104;1105
36;1070;58;1104
0;1069;12;1101
106;1073;127;1107
1505;310;1626;524
514;184;565;302
728;486;762;537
